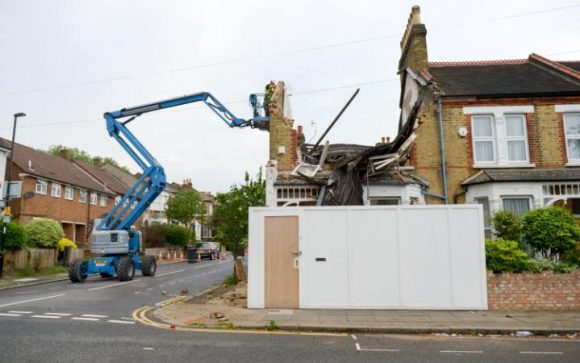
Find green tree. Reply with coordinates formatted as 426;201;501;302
522;206;580;260
166;190;205;240
161;224;191;247
4;221;27;251
492;210;523;243
24;218;64;248
212;169;265;258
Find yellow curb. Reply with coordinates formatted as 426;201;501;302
131;305;347;337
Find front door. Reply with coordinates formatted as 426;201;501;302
264;216;299;308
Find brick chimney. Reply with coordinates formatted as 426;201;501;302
268;81;296;171
59;148;70;160
93;157;103;167
398;6;428;77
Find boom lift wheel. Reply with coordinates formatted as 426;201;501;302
142;255;157;276
69;258;88;283
117;257;135;281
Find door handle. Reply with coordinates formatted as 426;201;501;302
292;251;302;257
293;257;299;269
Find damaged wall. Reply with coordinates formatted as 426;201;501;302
268;81;297;171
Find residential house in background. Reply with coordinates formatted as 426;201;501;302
0;142;9;203
199;191;215;241
0;138;116;246
397;6;580;236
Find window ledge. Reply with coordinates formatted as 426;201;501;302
565;162;580;167
473;163;535;169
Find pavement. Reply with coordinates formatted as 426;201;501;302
151;285;580;336
0;258;186;290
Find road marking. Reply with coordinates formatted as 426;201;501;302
0;313;22;317
72;317;99;321
351;334;357;340
134;291;141;294
155;269;185;278
355;343;361;351
8;311;33;314
440;350;483;354
520;351;563;355
121;317;133;321
0;294;65;308
145;287;154;291
32;315;60;319
143;347;154;351
107;319;135;324
87;279;141;291
355;343;399;352
82;314;108;318
45;313;71;316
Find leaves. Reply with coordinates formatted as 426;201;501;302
24;218;64;248
212;168;265;256
522;207;580;260
165;190;206;238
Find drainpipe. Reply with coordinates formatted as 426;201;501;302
437;98;449;204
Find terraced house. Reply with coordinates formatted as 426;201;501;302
0;138;116;246
398;6;580;236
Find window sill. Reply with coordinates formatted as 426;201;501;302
565;162;580;167
473;163;535;169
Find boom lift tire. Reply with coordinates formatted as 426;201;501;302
69;258;88;283
117;257;135;281
141;255;157;277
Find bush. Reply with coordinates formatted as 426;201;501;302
57;238;77;252
522;207;580;260
4;221;27;251
561;242;580;266
161;224;191;247
485;239;530;273
24;218;64;248
527;258;576;274
142;225;166;248
492;210;522;242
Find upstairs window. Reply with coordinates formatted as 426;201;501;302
79;189;87;203
90;192;97;205
564;113;580;163
99;195;107;207
64;186;74;200
36;180;48;194
51;183;62;198
505;115;529;162
472;116;496;163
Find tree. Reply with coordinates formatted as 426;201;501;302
522;206;580;260
24;218;64;248
492;210;523;243
212;169;265;258
4;221;27;251
165;190;205;240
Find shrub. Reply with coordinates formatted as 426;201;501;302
142;224;166;248
527;258;576;274
4;221;27;251
522;207;580;260
485;239;530;273
561;242;580;266
161;224;191;247
24;218;64;248
57;238;77;251
492;210;522;242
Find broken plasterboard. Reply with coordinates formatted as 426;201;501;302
291;162;321;178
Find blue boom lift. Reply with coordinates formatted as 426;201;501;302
69;92;268;282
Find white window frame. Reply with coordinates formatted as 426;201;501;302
563;112;580;164
64;185;74;200
99;195;107;207
35;179;47;194
501;196;532;217
51;183;62;198
465;105;534;168
90;192;98;205
471;115;497;164
79;189;88;203
504;114;530;163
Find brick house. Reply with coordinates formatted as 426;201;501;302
398;6;580;236
0;138;116;245
0;142;9;201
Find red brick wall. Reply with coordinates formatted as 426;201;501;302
487;271;580;310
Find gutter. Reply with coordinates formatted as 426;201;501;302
437;98;449;204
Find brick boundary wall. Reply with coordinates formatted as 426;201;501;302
487;270;580;310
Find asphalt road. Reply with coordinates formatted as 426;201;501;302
0;259;578;362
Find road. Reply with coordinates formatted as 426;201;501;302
0;259;578;362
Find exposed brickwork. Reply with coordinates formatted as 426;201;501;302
487;271;580;310
268;81;295;171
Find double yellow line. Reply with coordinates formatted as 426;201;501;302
131;297;345;337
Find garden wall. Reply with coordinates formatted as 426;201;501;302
487;271;580;310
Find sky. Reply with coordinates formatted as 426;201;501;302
0;0;579;193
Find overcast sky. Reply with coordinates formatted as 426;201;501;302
1;0;578;193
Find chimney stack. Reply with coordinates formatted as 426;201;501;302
59;148;70;160
93;157;103;167
398;6;428;76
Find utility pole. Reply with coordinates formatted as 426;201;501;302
0;112;26;278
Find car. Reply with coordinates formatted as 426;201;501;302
207;242;222;259
194;242;218;260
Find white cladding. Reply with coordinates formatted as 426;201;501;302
248;205;487;310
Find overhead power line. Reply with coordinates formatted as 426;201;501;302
1;4;578;97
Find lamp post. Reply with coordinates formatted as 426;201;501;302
0;112;26;277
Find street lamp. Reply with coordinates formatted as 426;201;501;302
0;112;26;277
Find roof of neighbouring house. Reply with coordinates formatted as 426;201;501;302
74;161;129;194
427;54;580;98
0;138;112;194
462;168;580;186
